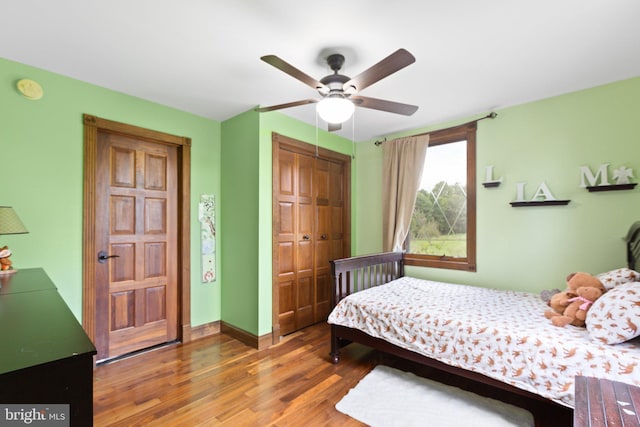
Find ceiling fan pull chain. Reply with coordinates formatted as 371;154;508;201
351;109;356;159
315;109;319;158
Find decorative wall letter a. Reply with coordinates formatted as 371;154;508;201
515;182;558;202
511;181;570;206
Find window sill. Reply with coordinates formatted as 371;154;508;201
404;254;476;272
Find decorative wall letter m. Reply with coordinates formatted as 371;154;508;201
580;164;610;187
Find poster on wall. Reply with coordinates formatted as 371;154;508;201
199;194;216;283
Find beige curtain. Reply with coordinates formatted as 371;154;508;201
382;134;430;252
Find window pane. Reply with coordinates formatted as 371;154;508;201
408;140;467;257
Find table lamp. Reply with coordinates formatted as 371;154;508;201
0;206;29;275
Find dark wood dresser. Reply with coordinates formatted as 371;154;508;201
0;268;97;426
574;376;640;427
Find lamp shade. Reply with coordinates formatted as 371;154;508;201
316;96;355;124
0;207;28;235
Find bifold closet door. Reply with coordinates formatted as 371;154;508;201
276;145;347;336
276;150;314;335
313;158;345;322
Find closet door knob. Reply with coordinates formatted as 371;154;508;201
302;234;310;240
321;234;328;240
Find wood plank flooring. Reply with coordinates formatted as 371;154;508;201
94;322;573;426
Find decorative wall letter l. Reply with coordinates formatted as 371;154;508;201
482;165;503;187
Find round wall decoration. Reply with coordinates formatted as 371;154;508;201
17;79;44;100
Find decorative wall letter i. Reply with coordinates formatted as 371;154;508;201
511;182;570;206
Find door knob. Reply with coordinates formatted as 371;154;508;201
321;234;328;240
98;250;120;264
302;235;310;240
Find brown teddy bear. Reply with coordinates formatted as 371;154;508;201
545;272;607;327
544;290;576;319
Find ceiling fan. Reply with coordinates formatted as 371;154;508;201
255;49;419;131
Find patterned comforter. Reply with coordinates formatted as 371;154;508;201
327;276;640;408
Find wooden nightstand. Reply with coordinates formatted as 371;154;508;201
574;376;640;426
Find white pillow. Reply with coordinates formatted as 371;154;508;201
587;282;640;344
596;268;640;290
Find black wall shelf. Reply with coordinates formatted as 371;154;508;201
510;200;571;207
586;183;637;192
482;181;501;188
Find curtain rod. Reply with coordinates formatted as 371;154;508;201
374;112;497;146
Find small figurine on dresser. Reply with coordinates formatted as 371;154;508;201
0;246;14;273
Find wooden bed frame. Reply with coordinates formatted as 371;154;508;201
329;221;640;405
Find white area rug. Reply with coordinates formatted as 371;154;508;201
336;365;534;427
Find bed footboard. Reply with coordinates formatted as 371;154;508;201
329;252;404;363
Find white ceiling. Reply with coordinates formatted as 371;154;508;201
2;0;639;141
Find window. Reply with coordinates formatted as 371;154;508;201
404;122;476;271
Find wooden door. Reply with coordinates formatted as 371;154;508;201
82;113;192;362
97;133;179;360
275;150;315;335
273;133;351;338
314;158;345;322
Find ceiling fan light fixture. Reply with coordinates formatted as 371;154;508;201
316;95;355;124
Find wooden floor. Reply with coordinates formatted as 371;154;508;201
94;322;573;426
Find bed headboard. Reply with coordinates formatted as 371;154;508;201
330;252;404;306
329;222;640;308
626;221;640;271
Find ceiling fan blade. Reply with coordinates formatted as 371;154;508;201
261;55;327;91
343;49;415;93
328;122;342;132
255;99;318;113
351;96;419;116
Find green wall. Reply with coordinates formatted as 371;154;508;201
6;53;638;340
220;110;260;333
0;58;221;327
1;56;353;340
354;77;640;292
